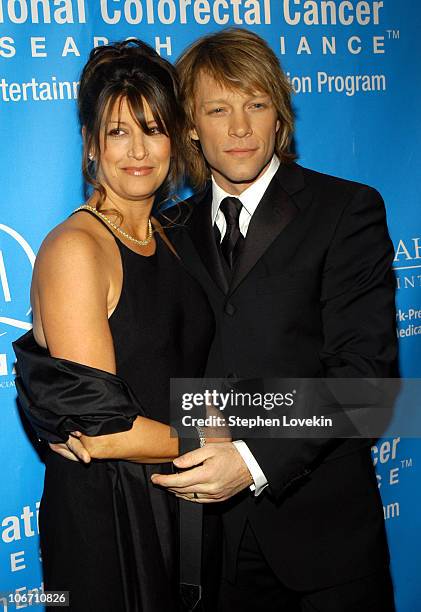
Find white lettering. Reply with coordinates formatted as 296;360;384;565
9;0;28;23
179;0;192;23
213;0;228;24
124;0;142;24
322;36;336;54
21;506;35;537
94;36;109;47
0;354;7;375
2;515;20;543
62;36;80;56
54;0;74;24
154;35;172;56
0;36;15;57
348;36;362;54
297;35;311;54
158;0;176;23
284;0;300;25
395;240;413;262
101;0;120;24
338;0;353;25
194;0;210;24
356;0;370;24
244;0;260;24
372;437;400;466
373;35;384;53
0;251;11;301
11;551;26;572
283;0;384;27
31;36;46;57
389;467;399;485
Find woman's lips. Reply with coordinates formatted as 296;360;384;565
122;166;154;176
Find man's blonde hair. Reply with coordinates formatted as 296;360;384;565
176;28;295;190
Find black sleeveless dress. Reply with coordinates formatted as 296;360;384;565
14;213;214;611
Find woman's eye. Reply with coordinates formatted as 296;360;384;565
210;107;225;115
250;103;266;110
107;128;125;137
149;126;162;135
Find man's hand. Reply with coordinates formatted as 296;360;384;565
151;442;253;503
49;432;91;464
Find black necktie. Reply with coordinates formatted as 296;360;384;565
220;196;244;269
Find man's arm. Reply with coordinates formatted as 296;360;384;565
243;185;397;497
152;185;397;501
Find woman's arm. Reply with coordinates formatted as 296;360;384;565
33;224;179;462
80;403;231;462
80;417;178;462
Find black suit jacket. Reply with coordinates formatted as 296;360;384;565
166;162;397;590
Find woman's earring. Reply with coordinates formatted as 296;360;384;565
88;152;94;161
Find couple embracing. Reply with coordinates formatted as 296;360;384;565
14;28;396;612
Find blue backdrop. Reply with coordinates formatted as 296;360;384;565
1;1;420;609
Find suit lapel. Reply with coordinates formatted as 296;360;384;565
229;163;307;295
188;187;229;294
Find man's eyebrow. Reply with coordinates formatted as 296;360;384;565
202;99;229;104
202;94;271;104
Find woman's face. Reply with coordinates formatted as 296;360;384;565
96;96;171;205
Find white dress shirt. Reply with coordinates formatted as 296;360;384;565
212;155;280;240
211;155;280;496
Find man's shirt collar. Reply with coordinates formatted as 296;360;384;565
211;155;280;225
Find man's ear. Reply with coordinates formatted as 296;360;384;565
190;127;200;141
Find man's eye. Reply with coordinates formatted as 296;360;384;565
250;103;266;110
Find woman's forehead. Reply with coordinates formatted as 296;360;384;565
102;96;157;126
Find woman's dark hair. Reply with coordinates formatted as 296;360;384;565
78;39;184;210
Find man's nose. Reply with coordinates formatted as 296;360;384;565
228;111;252;138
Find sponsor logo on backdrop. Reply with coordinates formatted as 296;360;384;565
0;224;34;383
0;500;43;600
393;237;421;289
393;237;421;339
281;0;400;96
0;1;400;101
372;437;414;521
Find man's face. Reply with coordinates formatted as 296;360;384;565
191;72;280;195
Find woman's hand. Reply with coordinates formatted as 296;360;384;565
49;432;91;464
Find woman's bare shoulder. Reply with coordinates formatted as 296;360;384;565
36;211;114;271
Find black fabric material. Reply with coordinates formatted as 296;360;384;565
218;523;395;612
165;162;397;594
13;221;215;612
219;196;244;270
14;333;142;443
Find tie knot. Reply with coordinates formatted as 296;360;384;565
220;197;242;226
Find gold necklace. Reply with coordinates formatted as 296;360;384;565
74;204;153;246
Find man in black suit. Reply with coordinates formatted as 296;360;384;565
152;28;397;611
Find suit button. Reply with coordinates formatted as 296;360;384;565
224;302;236;316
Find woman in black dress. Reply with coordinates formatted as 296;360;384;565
13;40;222;611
